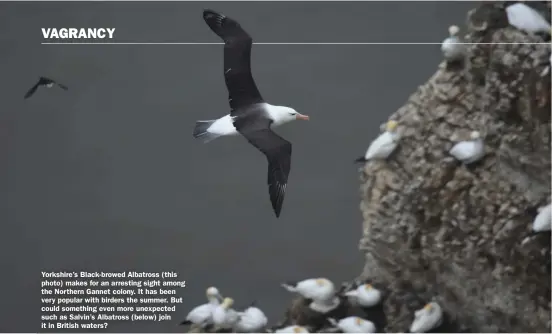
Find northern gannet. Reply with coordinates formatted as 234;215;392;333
212;297;240;331
449;131;485;164
274;325;310;333
343;283;382;307
234;301;268;332
282;278;341;313
194;9;310;218
409;302;443;333
328;316;376;333
532;203;551;232
355;120;400;163
441;25;467;69
505;2;551;34
179;287;223;327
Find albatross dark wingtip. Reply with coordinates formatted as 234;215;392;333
202;9;226;27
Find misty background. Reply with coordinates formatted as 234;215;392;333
0;1;474;332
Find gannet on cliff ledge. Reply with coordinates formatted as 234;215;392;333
343;283;382;307
532;203;551;232
212;297;239;331
355;120;400;163
194;9;310;219
328;316;376;333
180;286;223;327
282;278;341;313
274;325;310;333
409;302;443;333
449;131;485;164
234;301;268;332
441;25;467;69
505;2;551;34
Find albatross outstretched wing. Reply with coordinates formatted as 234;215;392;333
202;9;264;112
240;127;292;218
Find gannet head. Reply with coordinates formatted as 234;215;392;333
423;303;434;312
269;105;309;126
206;286;222;302
221;297;234;309
385;120;399;132
315;278;330;286
448;25;460;37
354;317;365;326
293;326;308;333
363;283;373;291
469;131;481;140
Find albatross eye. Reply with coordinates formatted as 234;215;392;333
289;112;296;116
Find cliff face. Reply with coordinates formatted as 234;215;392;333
359;2;551;333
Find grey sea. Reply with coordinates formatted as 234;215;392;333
0;1;475;332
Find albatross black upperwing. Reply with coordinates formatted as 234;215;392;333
203;9;264;112
55;82;69;90
239;126;292;218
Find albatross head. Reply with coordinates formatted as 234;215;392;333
268;105;309;126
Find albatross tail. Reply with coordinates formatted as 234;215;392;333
193;120;221;143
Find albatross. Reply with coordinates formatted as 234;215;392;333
194;9;309;218
24;76;68;99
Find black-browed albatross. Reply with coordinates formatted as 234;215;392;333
24;76;68;99
194;9;310;218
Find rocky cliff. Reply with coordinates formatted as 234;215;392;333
359;1;551;332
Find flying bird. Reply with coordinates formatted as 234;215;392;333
24;76;68;99
194;9;310;218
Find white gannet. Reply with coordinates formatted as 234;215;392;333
328;316;376;333
234;301;268;332
505;2;551;34
180;287;223;327
355;120;400;163
449;131;485;164
194;9;310;218
274;325;310;333
282;278;341;313
409;302;443;333
212;297;240;331
532;203;551;232
441;25;466;66
343;283;382;307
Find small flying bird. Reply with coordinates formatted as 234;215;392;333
194;9;310;218
233;301;268;332
441;25;467;70
328;316;376;333
342;283;382;308
532;203;551;233
409;302;444;333
355;120;400;163
179;287;223;328
24;76;68;99
448;131;485;165
505;1;551;34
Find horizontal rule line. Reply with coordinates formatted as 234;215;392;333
40;42;551;45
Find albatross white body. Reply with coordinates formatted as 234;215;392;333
194;103;302;143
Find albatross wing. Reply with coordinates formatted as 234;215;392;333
240;128;292;218
203;9;264;111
